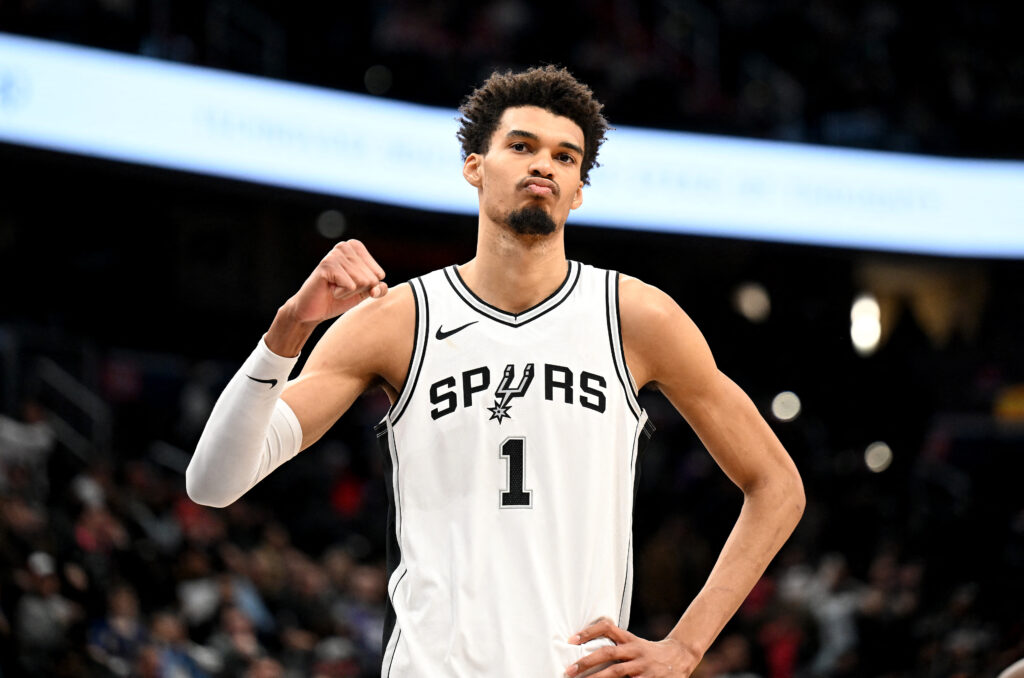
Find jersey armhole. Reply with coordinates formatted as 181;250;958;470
386;276;429;425
605;270;643;420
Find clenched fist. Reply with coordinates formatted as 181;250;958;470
266;239;387;356
289;239;387;324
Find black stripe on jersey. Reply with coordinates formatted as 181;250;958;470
605;271;642;420
390;277;430;425
375;421;404;678
387;628;401;678
445;261;576;323
618;416;656;627
634;417;656;498
614;272;643;416
443;260;581;327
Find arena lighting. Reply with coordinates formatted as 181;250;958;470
864;441;893;473
850;294;882;356
770;391;801;422
363;65;393;96
2;33;1024;257
732;282;771;323
316;209;347;239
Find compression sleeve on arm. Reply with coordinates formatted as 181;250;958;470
185;336;303;508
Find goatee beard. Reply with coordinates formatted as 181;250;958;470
505;205;558;236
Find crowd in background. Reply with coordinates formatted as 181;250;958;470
2;0;1024;676
1;361;1022;676
0;396;389;678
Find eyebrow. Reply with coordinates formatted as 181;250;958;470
506;129;584;157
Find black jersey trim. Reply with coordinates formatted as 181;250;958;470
388;566;408;603
390;277;429;425
383;569;407;678
447;260;575;319
614;272;643;414
605;271;642;420
618;531;634;630
443;260;581;327
632;417;656;504
385;627;401;678
376;422;404;678
618;414;655;626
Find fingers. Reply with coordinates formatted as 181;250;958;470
334;282;388;304
328;265;358;299
333;281;387;301
323;240;385;299
566;644;629;677
570;618;633;646
580;660;642;678
567;620;641;678
346;239;386;280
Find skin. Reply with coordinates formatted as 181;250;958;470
263;105;805;677
999;659;1024;678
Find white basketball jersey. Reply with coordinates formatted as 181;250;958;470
374;260;653;677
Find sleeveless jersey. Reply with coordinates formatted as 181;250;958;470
374;260;654;678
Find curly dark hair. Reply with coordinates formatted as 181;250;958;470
456;65;609;185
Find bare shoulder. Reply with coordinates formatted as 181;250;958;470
618;274;679;328
334;280;415;330
617;274;716;392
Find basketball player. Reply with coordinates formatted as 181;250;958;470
186;66;804;677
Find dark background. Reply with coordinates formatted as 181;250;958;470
1;2;1023;677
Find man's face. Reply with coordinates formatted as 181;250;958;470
464;106;585;236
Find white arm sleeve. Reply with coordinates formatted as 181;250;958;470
185;336;304;508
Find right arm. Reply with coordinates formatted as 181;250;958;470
185;240;413;507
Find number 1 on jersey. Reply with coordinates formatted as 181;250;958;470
500;437;532;508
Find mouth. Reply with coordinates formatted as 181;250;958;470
521;178;558;197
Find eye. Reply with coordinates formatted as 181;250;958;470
510;142;529;152
558;153;577;164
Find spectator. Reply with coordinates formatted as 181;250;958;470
148;609;213;678
208;604;267;677
14;552;81;674
87;582;148;676
0;399;55;503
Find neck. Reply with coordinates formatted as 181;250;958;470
458;217;568;314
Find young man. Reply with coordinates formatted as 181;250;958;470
186;66;804;678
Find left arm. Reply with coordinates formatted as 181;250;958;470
568;277;805;678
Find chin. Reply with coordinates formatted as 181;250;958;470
506;204;559;236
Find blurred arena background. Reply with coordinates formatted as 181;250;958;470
1;1;1024;677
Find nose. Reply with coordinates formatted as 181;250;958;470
528;150;555;178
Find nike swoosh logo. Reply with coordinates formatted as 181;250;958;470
435;321;478;340
247;375;278;388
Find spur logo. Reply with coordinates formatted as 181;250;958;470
487;364;534;423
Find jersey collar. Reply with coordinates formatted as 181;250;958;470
443;260;582;327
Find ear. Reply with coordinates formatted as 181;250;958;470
463;153;483;188
570;181;584;210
